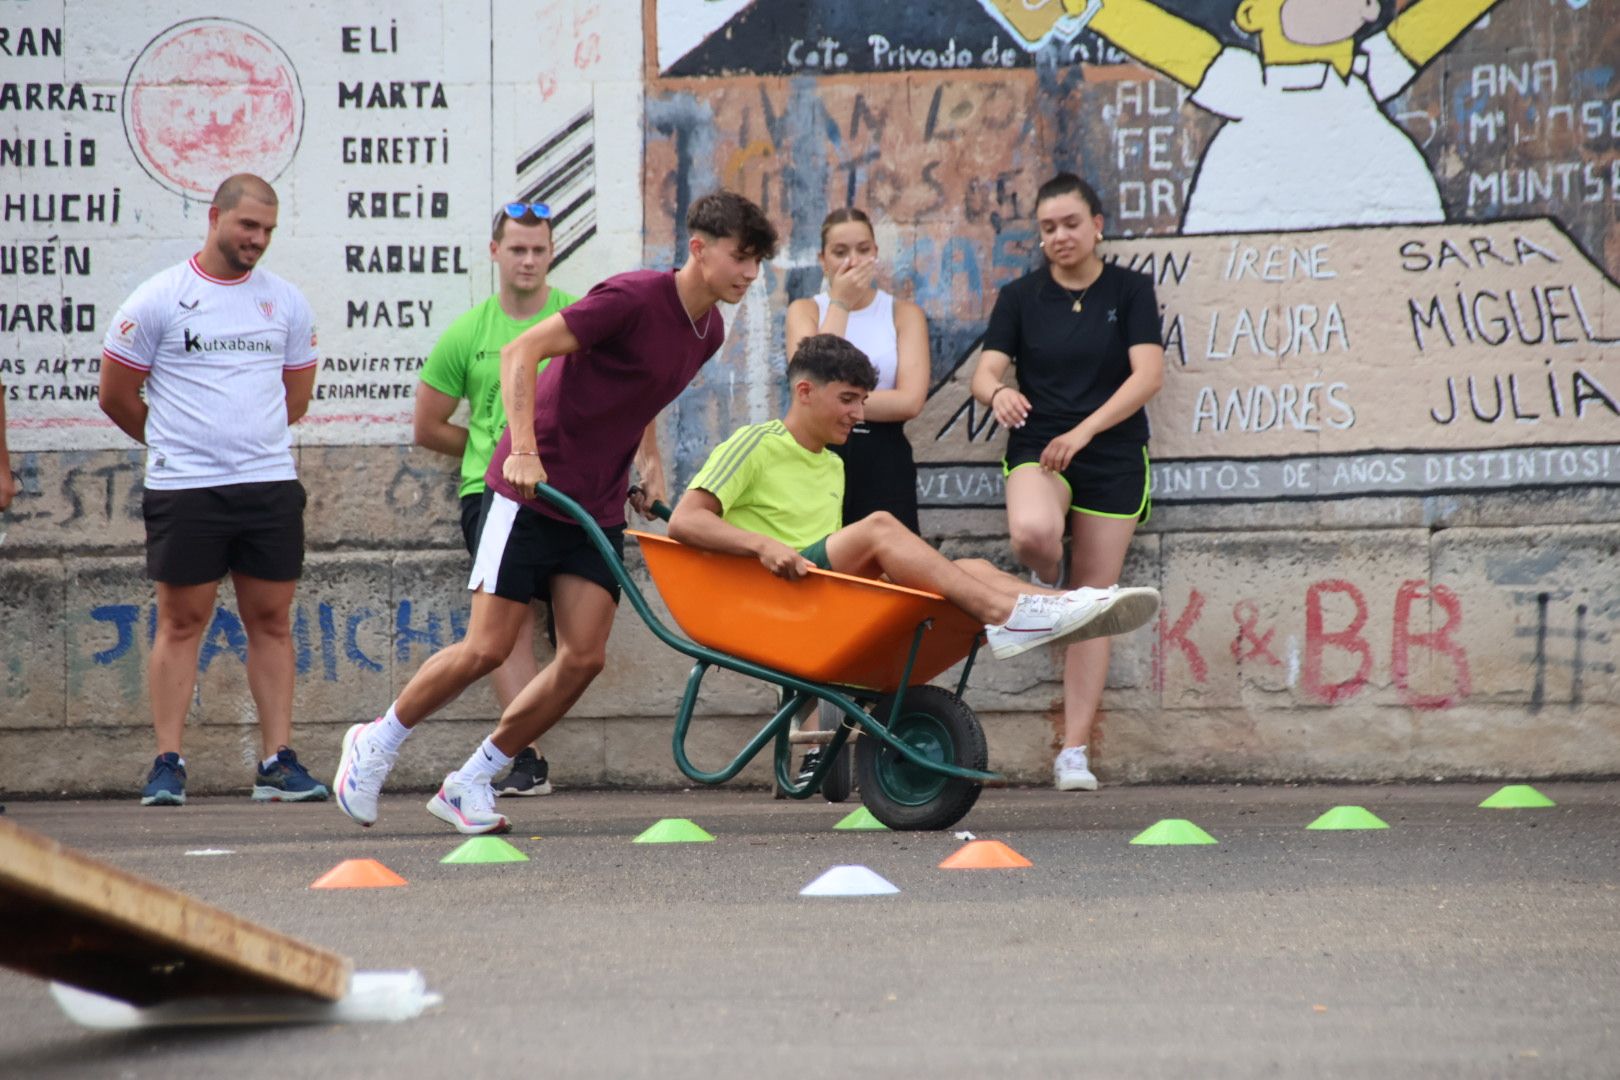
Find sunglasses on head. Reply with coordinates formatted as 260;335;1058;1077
503;202;553;220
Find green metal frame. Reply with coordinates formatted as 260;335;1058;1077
532;482;1001;794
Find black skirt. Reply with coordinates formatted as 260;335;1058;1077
829;420;919;533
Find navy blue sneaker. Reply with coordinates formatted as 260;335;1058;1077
252;747;330;802
141;752;186;806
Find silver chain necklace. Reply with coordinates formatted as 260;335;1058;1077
682;299;713;341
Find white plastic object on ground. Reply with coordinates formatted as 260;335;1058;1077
50;970;442;1029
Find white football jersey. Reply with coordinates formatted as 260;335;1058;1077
103;256;317;490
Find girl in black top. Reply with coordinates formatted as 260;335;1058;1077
970;173;1165;792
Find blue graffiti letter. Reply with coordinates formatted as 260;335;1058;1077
346;608;384;673
395;599;443;662
89;604;141;665
197;608;249;672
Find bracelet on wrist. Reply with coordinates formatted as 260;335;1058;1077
511;450;539;457
828;298;850;312
989;386;1011;404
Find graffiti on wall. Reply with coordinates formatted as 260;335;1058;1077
1;0;622;454
653;0;1157;76
123;18;306;200
644;0;1619;506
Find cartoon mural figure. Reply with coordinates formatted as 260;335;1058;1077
1064;0;1503;232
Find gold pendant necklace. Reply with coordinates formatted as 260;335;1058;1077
1062;269;1100;312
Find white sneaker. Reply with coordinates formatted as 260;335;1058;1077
334;720;398;827
984;594;1071;659
1029;568;1063;590
1055;746;1099;791
426;772;510;835
1056;585;1161;643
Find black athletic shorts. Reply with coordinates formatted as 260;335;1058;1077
467;490;624;605
1003;435;1151;521
142;479;306;585
459;492;485;557
829;420;919;533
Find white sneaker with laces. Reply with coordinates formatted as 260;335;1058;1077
426;772;511;835
334;720;399;827
984;593;1075;659
1055;746;1099;791
984;584;1163;660
1056;585;1161;643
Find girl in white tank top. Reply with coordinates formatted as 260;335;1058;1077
811;289;897;390
783;208;934;780
785;209;931;534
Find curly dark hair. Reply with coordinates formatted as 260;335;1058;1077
786;334;877;391
687;191;779;260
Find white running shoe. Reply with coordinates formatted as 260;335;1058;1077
1056;585;1161;643
985;594;1081;659
426;772;510;835
985;586;1162;660
1055;746;1099;791
334;720;399;827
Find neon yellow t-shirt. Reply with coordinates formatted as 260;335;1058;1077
689;420;844;549
419;289;577;497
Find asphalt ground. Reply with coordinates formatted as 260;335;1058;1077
1;782;1616;1079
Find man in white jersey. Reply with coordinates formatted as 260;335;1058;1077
99;174;328;807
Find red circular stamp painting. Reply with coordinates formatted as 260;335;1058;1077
122;18;304;199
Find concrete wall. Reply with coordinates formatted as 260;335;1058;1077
1;0;1616;795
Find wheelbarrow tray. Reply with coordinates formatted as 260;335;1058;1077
631;532;982;693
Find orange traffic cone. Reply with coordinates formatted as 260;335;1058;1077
310;858;407;889
939;839;1032;869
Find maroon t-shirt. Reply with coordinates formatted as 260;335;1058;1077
485;269;724;527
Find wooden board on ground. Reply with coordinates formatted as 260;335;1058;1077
0;818;351;1006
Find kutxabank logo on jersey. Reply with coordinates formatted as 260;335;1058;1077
182;329;273;354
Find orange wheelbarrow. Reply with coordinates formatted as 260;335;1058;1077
540;483;998;831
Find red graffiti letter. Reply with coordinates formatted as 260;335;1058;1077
1392;580;1471;710
1303;580;1371;704
1155;588;1208;689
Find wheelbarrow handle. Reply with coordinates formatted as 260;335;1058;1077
627;484;673;523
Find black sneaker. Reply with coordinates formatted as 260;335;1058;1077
252;747;330;802
493;747;552;797
796;748;824;786
141;752;187;806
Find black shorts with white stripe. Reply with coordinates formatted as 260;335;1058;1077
467;490;624;605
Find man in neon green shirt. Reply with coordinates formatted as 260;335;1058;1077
414;203;578;796
670;334;1160;662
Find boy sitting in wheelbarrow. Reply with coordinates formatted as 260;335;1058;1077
668;334;1160;662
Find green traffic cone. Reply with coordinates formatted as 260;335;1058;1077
1479;785;1556;809
1129;818;1217;845
1306;805;1389;830
834;807;889;831
633;817;716;843
441;836;529;864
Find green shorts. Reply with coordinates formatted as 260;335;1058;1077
799;536;833;570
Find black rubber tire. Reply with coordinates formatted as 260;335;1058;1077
854;685;986;831
817;701;855;803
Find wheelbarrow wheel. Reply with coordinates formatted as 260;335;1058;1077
818;701;854;803
855;685;986;831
